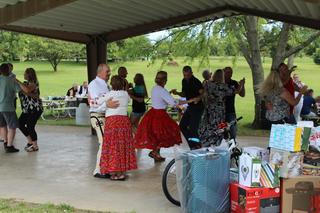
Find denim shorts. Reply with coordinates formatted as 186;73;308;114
0;111;19;129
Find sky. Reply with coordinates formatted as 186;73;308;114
146;30;168;43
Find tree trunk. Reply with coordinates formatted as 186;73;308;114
271;23;291;70
243;16;265;128
287;54;294;69
249;61;265;128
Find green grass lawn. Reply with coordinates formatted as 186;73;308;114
0;199;112;213
9;57;320;136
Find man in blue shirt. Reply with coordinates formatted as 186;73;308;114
301;89;316;117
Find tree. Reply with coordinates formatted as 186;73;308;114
32;38;71;71
0;31;29;61
152;16;320;128
227;17;320;127
68;42;85;63
118;35;152;61
314;48;320;65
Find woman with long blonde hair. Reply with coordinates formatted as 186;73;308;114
258;69;307;126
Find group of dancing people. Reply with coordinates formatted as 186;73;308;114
0;63;43;153
89;64;245;181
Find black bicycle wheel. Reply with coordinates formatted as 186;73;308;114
162;159;181;206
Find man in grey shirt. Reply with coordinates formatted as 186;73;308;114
0;63;21;153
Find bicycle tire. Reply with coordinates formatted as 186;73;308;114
162;159;181;206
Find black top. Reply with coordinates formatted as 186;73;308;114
182;75;203;109
225;79;239;114
66;87;77;97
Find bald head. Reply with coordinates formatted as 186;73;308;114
97;64;111;81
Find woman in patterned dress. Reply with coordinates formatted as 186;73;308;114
16;68;43;152
99;75;137;180
199;69;244;146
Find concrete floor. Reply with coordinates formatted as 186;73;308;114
0;125;268;213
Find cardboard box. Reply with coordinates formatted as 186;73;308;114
242;146;270;162
281;176;320;213
269;124;302;152
230;183;280;213
269;148;304;178
239;153;262;187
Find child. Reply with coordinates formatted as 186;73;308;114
129;73;148;133
99;75;137;180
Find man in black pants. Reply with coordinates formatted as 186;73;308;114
171;66;204;149
224;67;245;139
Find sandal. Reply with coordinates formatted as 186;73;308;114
117;174;126;181
148;151;156;159
110;175;126;181
149;151;165;162
154;155;166;162
26;145;39;152
24;143;33;151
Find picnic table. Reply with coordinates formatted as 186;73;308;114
41;97;77;120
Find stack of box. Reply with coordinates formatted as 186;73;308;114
230;146;281;212
269;124;306;178
230;123;320;213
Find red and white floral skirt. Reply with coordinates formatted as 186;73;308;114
100;115;137;174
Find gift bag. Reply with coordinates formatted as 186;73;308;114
239;153;261;187
309;126;320;152
260;162;280;188
269;148;303;178
269;124;302;152
175;148;230;213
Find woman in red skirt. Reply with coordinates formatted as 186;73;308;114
100;75;137;180
135;71;193;162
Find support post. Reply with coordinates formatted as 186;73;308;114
86;36;107;82
86;36;107;135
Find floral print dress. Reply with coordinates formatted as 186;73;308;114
199;81;235;146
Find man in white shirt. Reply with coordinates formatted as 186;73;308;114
88;63;119;178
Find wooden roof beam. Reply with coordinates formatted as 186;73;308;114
0;0;78;26
0;25;91;44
